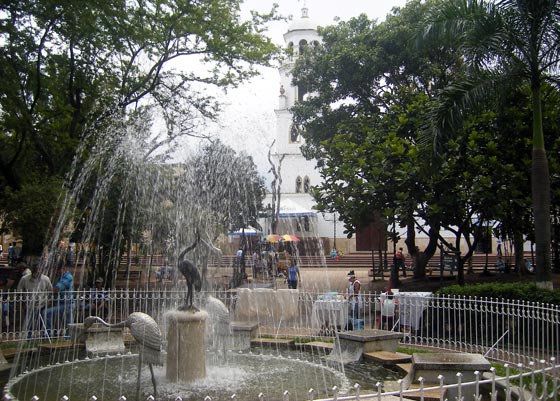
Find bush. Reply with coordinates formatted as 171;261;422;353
436;282;560;305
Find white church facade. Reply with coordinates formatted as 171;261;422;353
261;5;353;255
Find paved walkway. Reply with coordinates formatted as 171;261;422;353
250;267;425;294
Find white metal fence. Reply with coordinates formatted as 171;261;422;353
2;289;559;365
2;288;559;401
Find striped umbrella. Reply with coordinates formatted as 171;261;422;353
265;234;282;243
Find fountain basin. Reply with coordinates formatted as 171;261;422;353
406;352;492;401
5;350;401;401
338;329;404;353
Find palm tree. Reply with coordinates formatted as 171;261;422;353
420;0;560;289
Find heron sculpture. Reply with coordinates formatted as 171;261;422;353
177;233;202;311
82;312;163;399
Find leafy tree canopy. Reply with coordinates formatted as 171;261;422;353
0;0;279;256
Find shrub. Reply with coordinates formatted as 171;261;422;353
436;282;560;305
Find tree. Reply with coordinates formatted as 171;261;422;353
0;0;279;257
290;1;463;281
420;0;560;289
191;140;265;235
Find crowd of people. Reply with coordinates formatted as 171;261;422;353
0;256;109;339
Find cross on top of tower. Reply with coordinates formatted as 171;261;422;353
298;0;309;18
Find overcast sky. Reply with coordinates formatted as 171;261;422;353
172;0;408;179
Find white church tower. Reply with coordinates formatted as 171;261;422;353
267;4;350;254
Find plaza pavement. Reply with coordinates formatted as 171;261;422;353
257;266;396;294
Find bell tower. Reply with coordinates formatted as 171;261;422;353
267;4;344;250
275;3;321;159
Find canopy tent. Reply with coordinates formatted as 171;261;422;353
277;199;315;217
228;225;261;237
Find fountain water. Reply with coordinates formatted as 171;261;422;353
3;117;401;401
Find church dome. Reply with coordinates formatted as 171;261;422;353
286;6;318;33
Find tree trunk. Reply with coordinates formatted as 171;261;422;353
409;225;439;280
531;84;553;289
513;230;525;275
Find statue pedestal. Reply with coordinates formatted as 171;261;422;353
165;310;208;383
410;353;491;400
69;323;125;356
230;321;258;351
331;329;404;363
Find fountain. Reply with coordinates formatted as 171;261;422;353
5;303;402;401
0;113;403;401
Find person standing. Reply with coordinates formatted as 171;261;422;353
7;243;15;266
17;262;53;338
496;238;502;256
380;290;396;330
85;277;109;318
44;262;74;338
252;250;259;278
286;259;301;289
395;247;406;276
346;270;362;324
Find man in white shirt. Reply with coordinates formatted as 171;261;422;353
380;291;396;330
18;262;53;338
346;270;362;326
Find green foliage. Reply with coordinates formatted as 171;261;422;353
0;0;278;257
437;282;560;305
291;0;560;285
420;0;560;284
1;178;64;256
191;140;265;232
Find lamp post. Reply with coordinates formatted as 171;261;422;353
323;211;337;252
333;212;337;251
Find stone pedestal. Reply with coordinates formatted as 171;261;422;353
69;323;125;356
166;310;208;383
411;353;491;400
230;322;258;351
331;329;404;363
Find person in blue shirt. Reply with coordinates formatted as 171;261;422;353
44;262;74;338
286;259;301;289
495;256;506;273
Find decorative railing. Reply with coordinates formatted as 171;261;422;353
2;289;559;365
1;288;559;400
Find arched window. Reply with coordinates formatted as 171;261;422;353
304;216;310;231
303;176;310;193
290;124;300;143
298;39;308;55
297;40;309;102
287;42;294;60
296;176;302;193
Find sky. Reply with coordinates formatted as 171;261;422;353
173;0;409;178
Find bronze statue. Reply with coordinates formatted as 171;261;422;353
177;232;202;311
